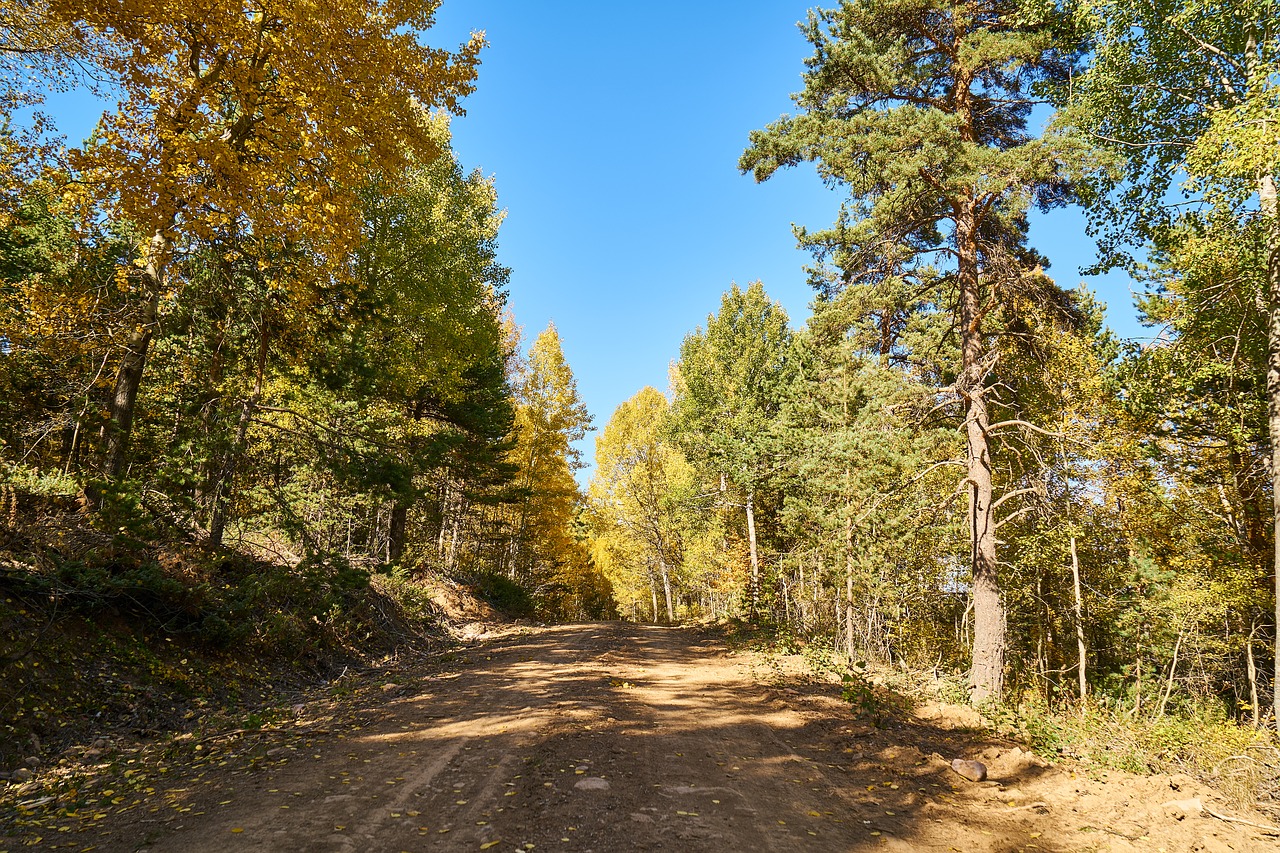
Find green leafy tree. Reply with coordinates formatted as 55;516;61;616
1060;0;1280;716
671;281;793;616
29;0;482;480
779;313;962;663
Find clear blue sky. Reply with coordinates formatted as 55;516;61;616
39;0;1146;484
426;1;1145;483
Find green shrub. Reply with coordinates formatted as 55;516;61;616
467;571;534;618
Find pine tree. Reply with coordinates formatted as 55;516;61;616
742;0;1086;702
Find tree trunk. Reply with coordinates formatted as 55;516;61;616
746;488;760;617
1156;627;1185;717
206;396;252;548
649;574;659;624
103;233;170;481
388;503;409;562
1070;536;1088;706
659;557;675;624
845;556;855;664
1247;619;1261;728
102;293;158;480
1262;171;1280;728
445;504;462;573
957;198;1005;705
798;559;806;631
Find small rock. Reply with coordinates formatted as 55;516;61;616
12;767;32;782
1162;797;1203;819
950;758;988;782
92;738;107;749
574;776;610;791
266;747;289;757
0;771;11;781
1193;835;1236;853
23;756;41;768
629;812;654;823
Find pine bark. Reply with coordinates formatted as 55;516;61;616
957;195;1005;704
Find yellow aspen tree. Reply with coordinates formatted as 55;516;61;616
40;0;482;478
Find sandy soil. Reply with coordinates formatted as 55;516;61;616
6;622;1277;852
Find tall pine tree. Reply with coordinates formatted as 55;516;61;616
742;0;1086;701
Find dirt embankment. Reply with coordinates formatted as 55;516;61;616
4;623;1277;852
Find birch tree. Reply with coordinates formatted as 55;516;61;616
671;281;792;617
590;387;695;624
1060;0;1280;719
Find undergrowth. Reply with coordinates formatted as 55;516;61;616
985;694;1280;817
746;624;1280;818
0;496;457;773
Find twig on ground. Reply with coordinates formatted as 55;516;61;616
1203;806;1280;835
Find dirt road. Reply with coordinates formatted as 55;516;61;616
15;623;1274;852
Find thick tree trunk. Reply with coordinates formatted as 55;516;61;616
957;198;1005;705
746;488;760;617
102;294;158;480
1262;172;1280;728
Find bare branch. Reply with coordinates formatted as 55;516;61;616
991;486;1042;513
995;504;1041;530
985;419;1064;439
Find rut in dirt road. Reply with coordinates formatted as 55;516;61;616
88;623;1271;853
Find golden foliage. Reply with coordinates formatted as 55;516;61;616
49;0;482;276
